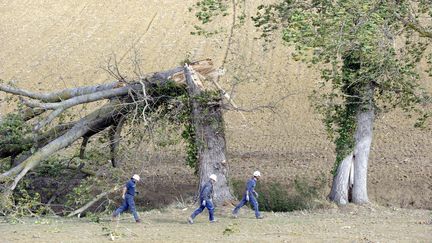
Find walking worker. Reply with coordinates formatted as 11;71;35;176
232;171;263;219
188;174;217;224
112;174;141;223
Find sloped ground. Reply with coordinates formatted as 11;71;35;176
0;206;431;242
0;0;431;209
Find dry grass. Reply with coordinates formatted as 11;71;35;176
0;205;431;242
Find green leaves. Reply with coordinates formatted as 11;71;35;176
193;0;228;24
253;0;431;128
0;114;32;153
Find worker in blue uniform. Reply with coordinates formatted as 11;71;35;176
188;174;218;224
112;174;141;223
232;171;263;219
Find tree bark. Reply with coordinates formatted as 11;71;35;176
109;116;126;167
329;152;353;205
0;81;121;102
184;64;234;205
329;82;375;205
351;84;375;204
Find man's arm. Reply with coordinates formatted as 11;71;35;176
245;180;253;201
253;189;258;198
121;186;127;199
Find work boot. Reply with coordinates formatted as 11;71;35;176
136;219;142;223
256;215;264;219
187;217;194;224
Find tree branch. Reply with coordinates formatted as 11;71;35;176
0;81;121;102
67;186;120;217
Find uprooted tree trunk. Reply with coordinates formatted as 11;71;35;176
329;82;375;205
184;65;234;205
0;59;234;205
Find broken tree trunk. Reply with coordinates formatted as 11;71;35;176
0;60;235;205
184;64;234;205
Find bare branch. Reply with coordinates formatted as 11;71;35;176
33;108;64;132
0;81;121;102
67;186;120;217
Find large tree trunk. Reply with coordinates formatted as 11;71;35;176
329;83;375;205
184;64;234;205
351;84;375;204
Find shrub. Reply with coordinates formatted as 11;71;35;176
231;173;327;212
0;114;32;155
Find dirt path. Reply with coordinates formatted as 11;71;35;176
1;206;430;242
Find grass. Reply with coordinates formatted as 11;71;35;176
0;205;430;242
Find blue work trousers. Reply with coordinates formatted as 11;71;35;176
191;199;214;221
233;195;260;218
113;194;139;221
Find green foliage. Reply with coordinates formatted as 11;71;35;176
66;177;101;209
253;0;430;110
12;186;47;217
189;0;235;37
192;0;228;24
251;0;432;171
232;174;327;212
179;90;223;173
190;25;222;37
1;178;49;219
35;156;65;177
181;123;199;172
0;114;32;153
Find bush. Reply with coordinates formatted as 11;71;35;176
231;174;327;212
0;178;49;219
0;114;32;155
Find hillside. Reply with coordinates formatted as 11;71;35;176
0;0;431;209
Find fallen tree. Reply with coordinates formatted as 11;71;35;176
0;59;234;208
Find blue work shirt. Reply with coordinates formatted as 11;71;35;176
200;180;213;200
245;178;257;196
125;179;136;196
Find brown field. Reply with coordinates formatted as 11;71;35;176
0;0;431;217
